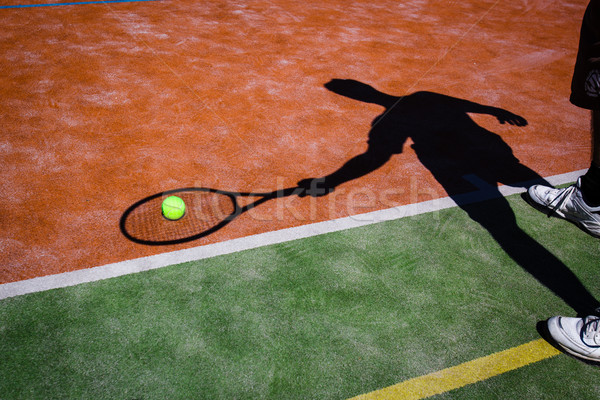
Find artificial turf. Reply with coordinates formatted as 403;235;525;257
1;191;598;399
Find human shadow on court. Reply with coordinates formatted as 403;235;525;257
298;78;599;316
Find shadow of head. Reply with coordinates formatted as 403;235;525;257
324;79;395;105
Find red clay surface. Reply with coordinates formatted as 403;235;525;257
0;0;592;283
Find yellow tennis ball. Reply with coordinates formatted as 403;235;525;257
162;195;186;221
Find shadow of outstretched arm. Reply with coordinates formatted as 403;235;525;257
465;101;528;127
299;80;402;197
298;150;393;197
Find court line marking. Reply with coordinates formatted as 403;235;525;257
0;0;160;9
348;338;561;400
0;169;585;300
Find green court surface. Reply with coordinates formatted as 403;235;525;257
1;191;599;399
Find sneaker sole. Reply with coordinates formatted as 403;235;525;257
554;342;600;363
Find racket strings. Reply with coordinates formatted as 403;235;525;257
124;191;237;243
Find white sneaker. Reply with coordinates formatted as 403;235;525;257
547;315;600;362
527;178;600;237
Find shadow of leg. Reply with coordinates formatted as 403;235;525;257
460;196;600;316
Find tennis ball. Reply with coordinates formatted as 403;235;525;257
162;195;186;221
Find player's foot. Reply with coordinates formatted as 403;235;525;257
547;315;600;362
527;178;600;237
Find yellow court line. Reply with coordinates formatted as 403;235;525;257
349;339;561;400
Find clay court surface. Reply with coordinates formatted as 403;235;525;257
0;0;593;284
2;1;600;398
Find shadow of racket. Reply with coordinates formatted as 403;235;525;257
120;186;308;245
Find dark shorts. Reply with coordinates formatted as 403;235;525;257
571;0;600;110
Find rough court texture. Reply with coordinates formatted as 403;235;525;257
0;0;592;283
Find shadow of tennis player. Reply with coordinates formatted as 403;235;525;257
298;78;599;316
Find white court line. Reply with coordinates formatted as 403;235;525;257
0;170;585;300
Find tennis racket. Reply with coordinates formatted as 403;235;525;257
120;186;308;245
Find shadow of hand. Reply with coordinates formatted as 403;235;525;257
297;178;335;197
493;109;528;127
